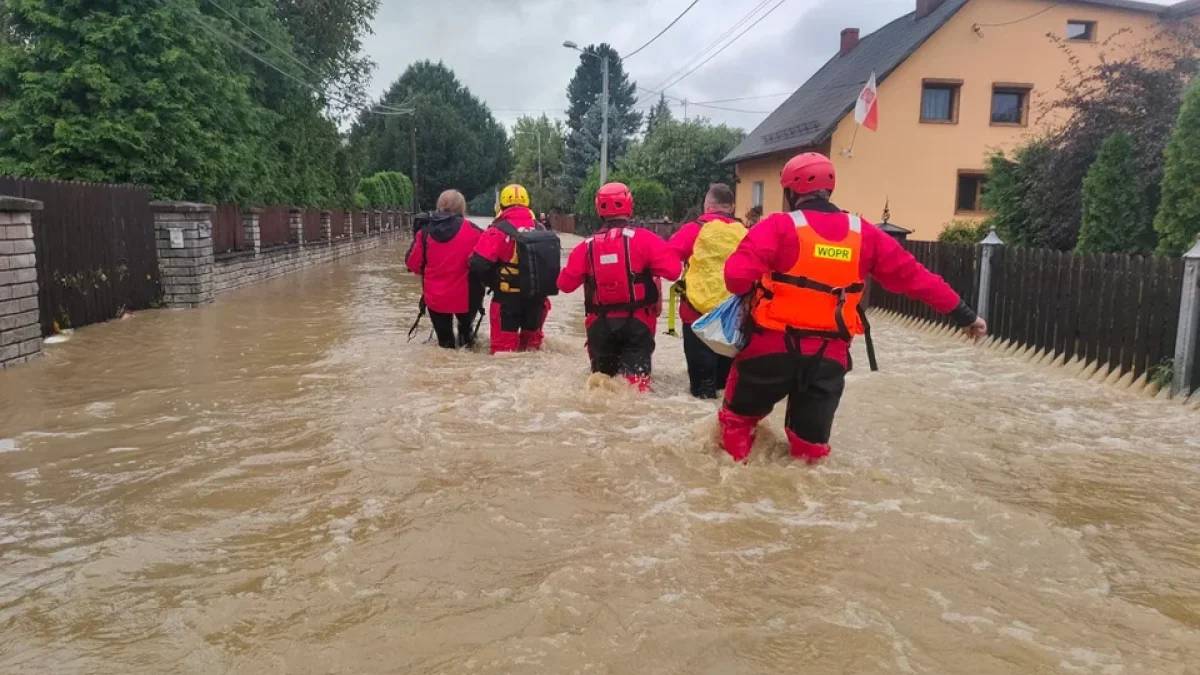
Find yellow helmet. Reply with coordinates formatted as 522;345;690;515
499;184;530;208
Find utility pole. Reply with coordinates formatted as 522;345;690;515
683;99;689;122
410;121;418;212
537;124;543;188
600;55;610;185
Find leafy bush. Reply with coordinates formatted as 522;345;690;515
938;219;989;244
572;165;671;233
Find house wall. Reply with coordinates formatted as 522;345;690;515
734;141;830;219
738;0;1177;239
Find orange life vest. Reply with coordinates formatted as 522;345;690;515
752;210;866;339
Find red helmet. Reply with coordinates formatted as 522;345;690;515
595;182;634;219
781;152;836;195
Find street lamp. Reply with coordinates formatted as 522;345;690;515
563;40;610;185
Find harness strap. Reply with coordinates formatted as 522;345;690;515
769;273;865;295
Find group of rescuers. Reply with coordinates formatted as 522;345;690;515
405;152;989;464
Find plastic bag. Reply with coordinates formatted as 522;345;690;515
692;293;750;358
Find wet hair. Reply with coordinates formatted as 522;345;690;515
745;205;763;225
705;183;735;213
786;188;832;211
436;190;467;217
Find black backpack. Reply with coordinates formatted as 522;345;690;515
493;221;561;298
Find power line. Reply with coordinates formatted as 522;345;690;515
659;0;792;92
652;0;773;91
691;92;793;104
623;0;703;60
163;0;411;117
198;0;410;114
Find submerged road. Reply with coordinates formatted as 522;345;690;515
1;238;1198;674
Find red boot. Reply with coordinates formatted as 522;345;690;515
625;374;651;392
717;407;760;463
787;430;830;465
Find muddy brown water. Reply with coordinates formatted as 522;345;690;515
2;239;1199;674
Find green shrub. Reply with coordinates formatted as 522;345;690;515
938;219;990;244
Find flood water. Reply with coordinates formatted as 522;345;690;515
2;237;1199;674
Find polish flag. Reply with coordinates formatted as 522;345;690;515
855;71;879;131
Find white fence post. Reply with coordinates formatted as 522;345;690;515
1171;239;1200;396
977;229;1004;323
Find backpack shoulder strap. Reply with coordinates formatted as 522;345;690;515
493;220;519;238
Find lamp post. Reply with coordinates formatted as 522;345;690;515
563;41;610;185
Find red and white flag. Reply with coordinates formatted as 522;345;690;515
855;71;879;131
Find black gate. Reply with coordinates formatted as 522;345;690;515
0;177;161;334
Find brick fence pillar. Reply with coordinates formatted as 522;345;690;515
359;210;369;236
152;201;214;308
289;208;304;245
243;207;262;254
371;209;381;234
320;211;332;241
0;196;44;368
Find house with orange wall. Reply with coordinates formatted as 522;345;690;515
724;0;1197;240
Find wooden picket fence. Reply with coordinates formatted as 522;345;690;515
871;241;1188;388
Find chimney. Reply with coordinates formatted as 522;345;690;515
916;0;946;19
840;28;860;55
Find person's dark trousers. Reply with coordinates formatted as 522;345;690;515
724;352;847;445
587;315;655;377
682;321;734;399
429;275;486;350
429;311;478;349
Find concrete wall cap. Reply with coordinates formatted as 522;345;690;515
151;201;215;214
0;196;45;212
242;206;263;214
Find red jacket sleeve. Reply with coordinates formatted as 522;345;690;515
863;224;961;313
405;232;425;275
642;230;684;281
557;240;590;294
667;222;701;262
472;226;509;263
725;214;797;296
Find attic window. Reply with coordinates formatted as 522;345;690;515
1066;20;1096;41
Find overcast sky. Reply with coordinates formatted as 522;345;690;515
361;0;1177;133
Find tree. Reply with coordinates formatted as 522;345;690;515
357;171;412;207
562;43;641;199
628;178;672;220
510;114;566;212
982;143;1055;249
274;0;379;117
645;95;672;135
0;0;372;207
1155;80;1200;256
1075;133;1154;254
350;61;511;211
0;0;261;201
996;24;1200;249
617;116;744;220
572;165;671;233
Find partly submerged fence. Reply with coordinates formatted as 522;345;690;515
870;235;1200;396
0;176;161;334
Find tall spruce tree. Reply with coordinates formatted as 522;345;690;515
1155;80;1200;256
1076;132;1154;254
562;43;641;199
